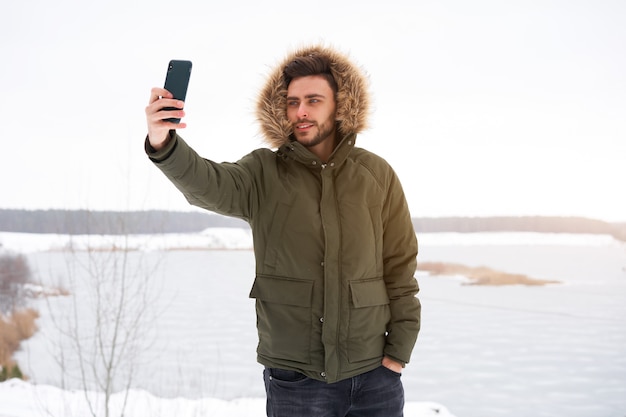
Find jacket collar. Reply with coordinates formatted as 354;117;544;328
278;133;357;170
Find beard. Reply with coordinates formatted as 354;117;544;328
294;119;337;149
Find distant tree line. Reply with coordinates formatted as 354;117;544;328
0;209;624;241
412;216;626;241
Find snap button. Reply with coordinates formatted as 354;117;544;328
321;372;326;378
320;317;324;323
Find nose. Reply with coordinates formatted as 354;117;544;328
297;103;308;119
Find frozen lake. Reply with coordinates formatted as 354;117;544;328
11;232;626;417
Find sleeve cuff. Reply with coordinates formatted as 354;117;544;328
145;130;178;162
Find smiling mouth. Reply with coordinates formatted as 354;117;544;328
295;119;316;130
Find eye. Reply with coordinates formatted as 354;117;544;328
309;99;320;104
287;100;299;107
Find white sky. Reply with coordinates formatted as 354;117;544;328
2;0;625;222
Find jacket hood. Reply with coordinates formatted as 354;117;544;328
256;45;371;148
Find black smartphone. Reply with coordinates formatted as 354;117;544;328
162;59;192;123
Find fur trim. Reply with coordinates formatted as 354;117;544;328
256;45;370;148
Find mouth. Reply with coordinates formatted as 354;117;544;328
296;123;314;130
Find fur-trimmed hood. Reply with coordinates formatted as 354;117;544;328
256;45;371;149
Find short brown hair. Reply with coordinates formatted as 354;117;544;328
283;53;338;94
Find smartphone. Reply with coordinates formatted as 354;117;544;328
162;59;192;123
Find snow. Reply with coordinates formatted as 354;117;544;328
0;230;621;255
0;378;455;417
0;228;254;254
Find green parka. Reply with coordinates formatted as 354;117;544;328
147;45;420;383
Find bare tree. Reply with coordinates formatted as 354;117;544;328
42;216;164;417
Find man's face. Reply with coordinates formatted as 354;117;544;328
286;75;337;152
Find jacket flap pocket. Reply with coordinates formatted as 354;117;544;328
249;275;313;307
350;278;389;308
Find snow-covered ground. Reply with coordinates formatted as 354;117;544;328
0;227;255;253
0;229;620;254
0;378;454;417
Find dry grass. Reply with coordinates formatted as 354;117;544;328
0;308;39;378
417;261;560;286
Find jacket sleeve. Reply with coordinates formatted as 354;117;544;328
381;169;421;365
145;132;262;221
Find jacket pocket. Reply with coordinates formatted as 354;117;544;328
250;275;314;364
347;278;391;363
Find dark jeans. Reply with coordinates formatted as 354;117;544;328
263;366;404;417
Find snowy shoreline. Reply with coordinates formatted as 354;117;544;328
1;230;622;254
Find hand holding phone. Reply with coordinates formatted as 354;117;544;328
145;60;192;150
162;60;192;123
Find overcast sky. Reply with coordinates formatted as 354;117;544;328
2;0;625;222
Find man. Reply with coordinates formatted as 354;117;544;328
145;45;421;417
